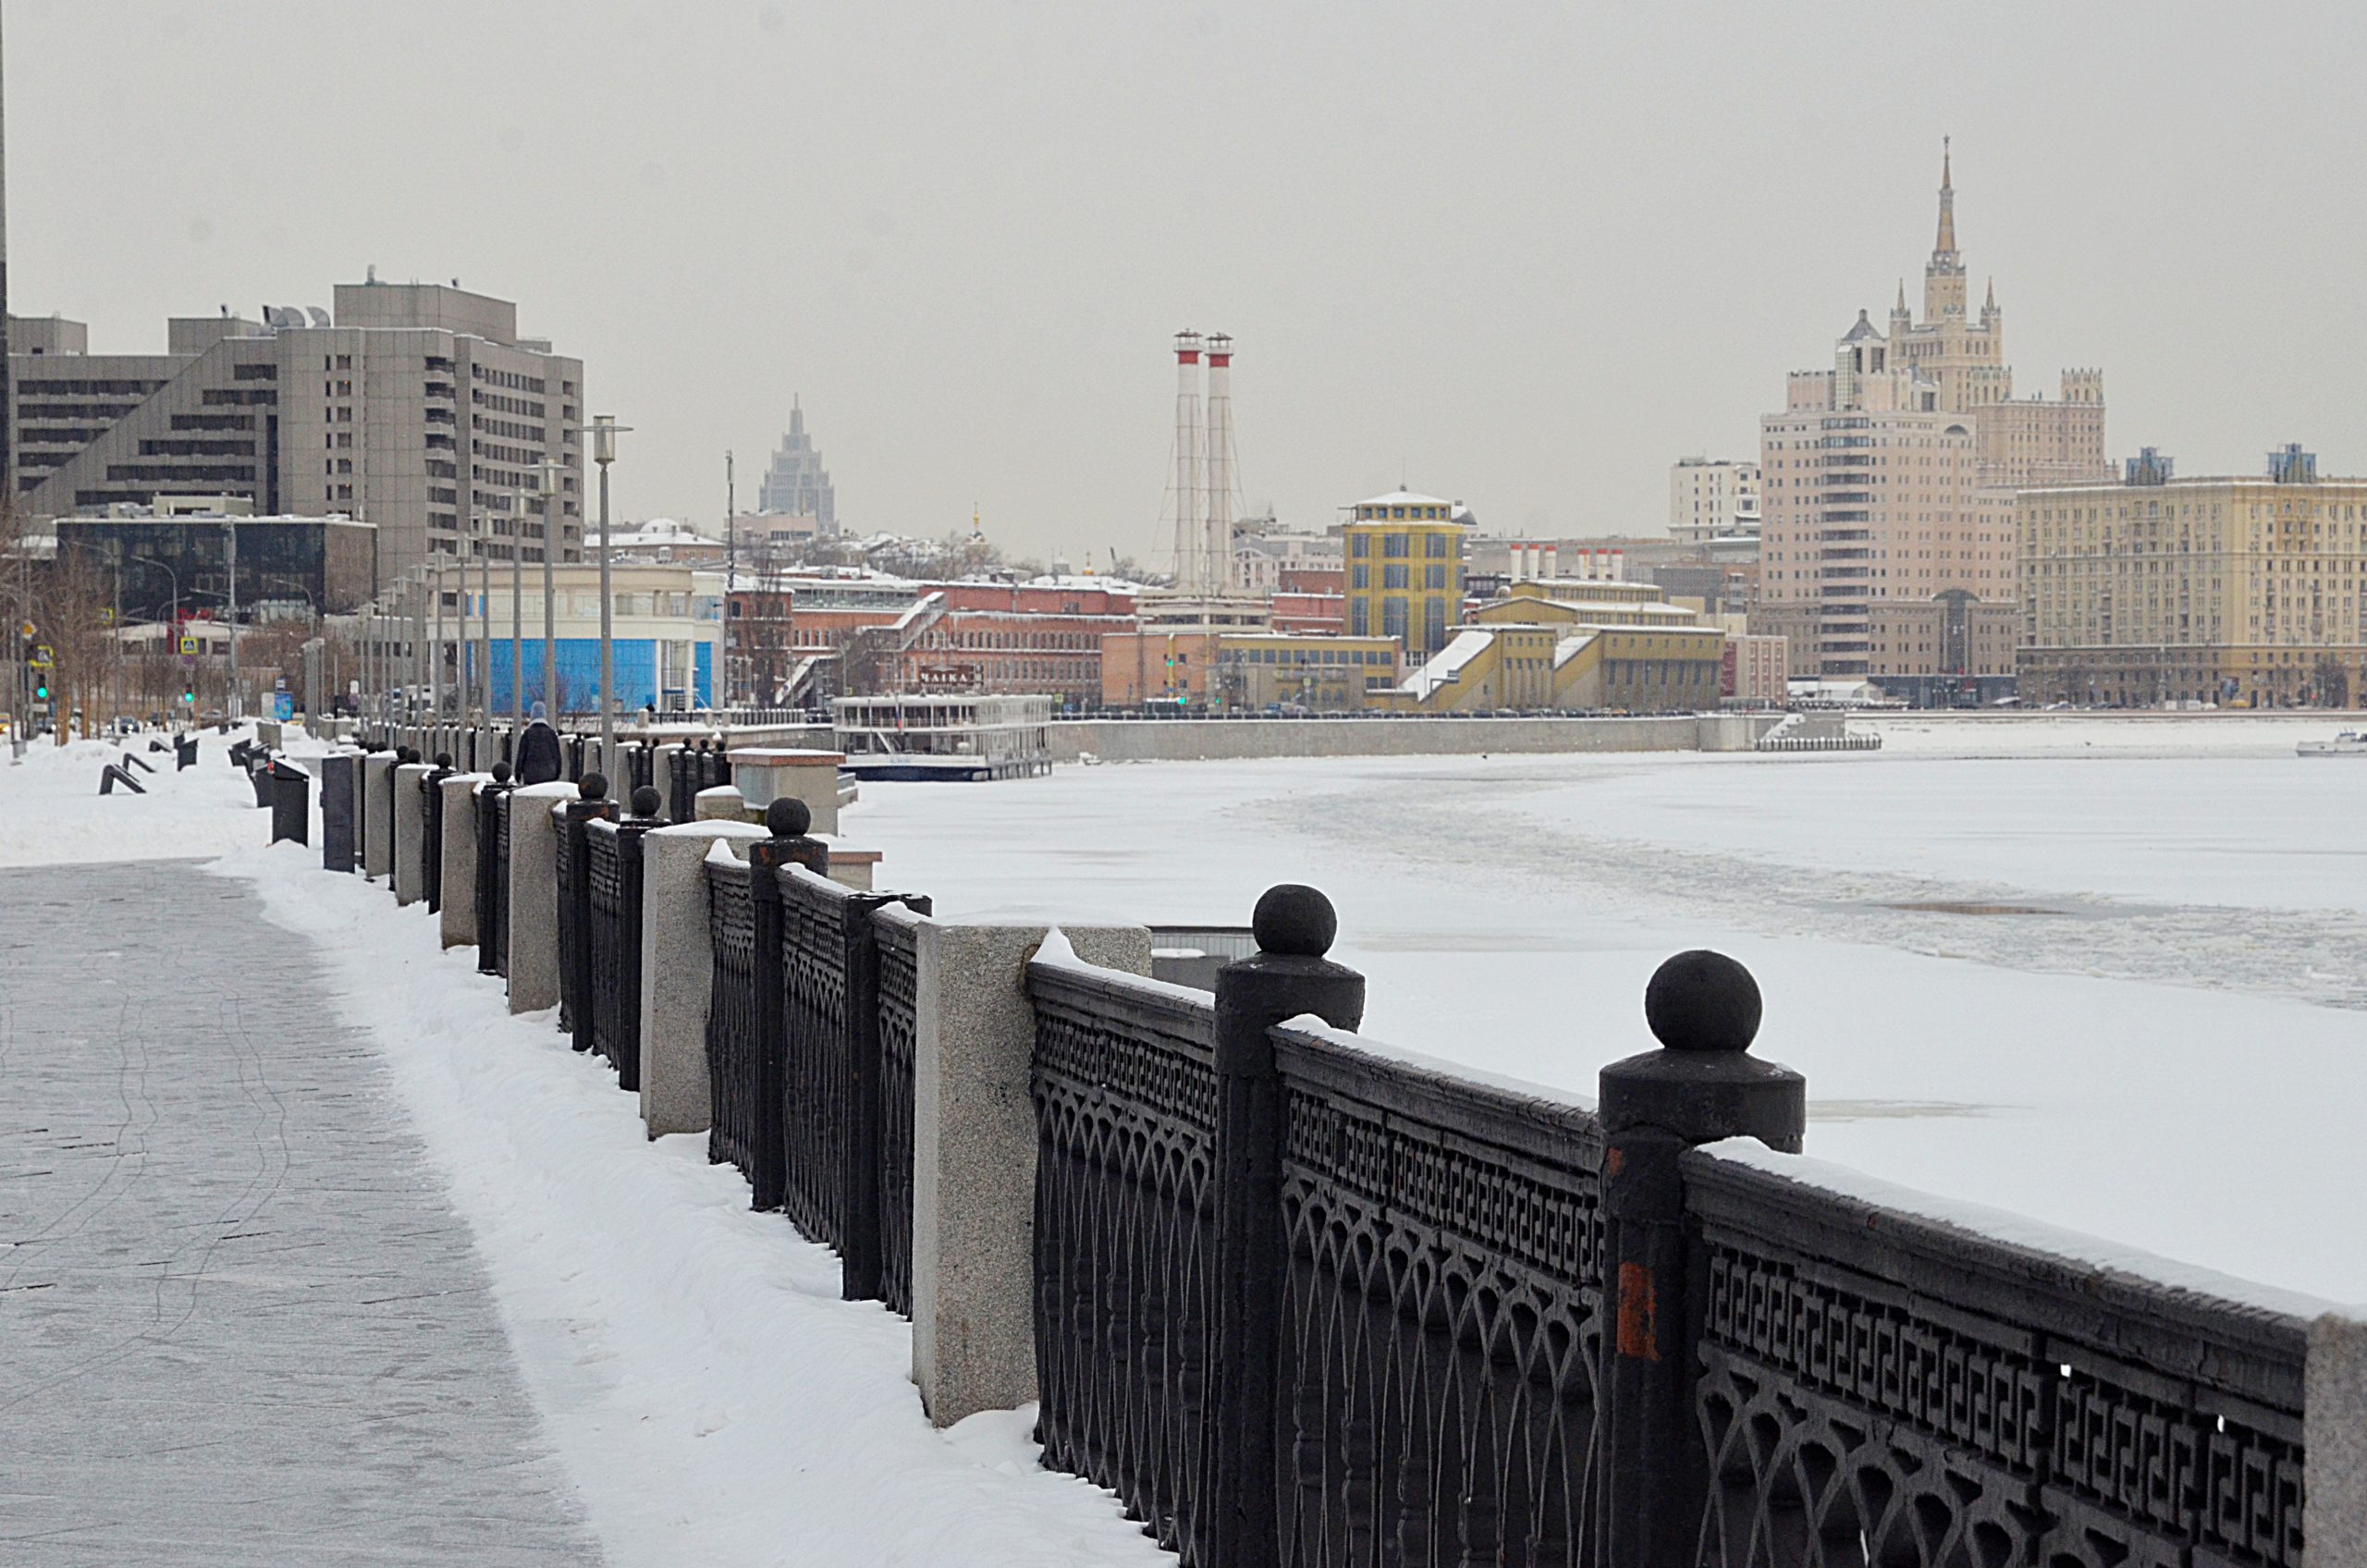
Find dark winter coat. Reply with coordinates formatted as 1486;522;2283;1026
514;719;564;785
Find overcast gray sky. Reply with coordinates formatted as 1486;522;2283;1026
15;1;2367;561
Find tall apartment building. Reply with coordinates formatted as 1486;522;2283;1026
12;281;583;590
1342;489;1467;662
1668;457;1761;546
2018;445;2367;707
755;398;835;533
1756;147;2108;684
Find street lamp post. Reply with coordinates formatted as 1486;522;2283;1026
429;557;445;718
224;519;240;721
509;491;524;731
592;415;629;757
539;459;563;720
476;508;492;730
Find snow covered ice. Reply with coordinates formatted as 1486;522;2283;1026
847;713;2367;1306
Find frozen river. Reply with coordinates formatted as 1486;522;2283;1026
845;714;2367;1304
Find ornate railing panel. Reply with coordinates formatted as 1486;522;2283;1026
422;768;447;913
555;807;581;1036
779;869;853;1253
705;857;782;1207
1027;960;1221;1562
1682;1151;2308;1568
873;907;922;1318
1269;1023;1607;1568
474;782;509;978
492;788;512;979
587;819;648;1091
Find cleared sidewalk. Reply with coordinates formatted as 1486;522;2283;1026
0;860;599;1566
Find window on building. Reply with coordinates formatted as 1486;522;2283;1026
1382;599;1406;640
1384;533;1409;558
1383;564;1408;589
1427;533;1448;557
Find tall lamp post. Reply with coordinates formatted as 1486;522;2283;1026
539;458;563;719
509;489;524;731
477;508;493;729
429;556;445;719
592;415;629;756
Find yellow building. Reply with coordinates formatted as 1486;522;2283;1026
1343;489;1467;662
1379;580;1725;713
2018;447;2367;707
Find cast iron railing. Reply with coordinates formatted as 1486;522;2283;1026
587;816;651;1090
421;764;448;912
705;856;784;1209
1683;1150;2305;1567
474;778;511;977
1027;958;1223;1561
873;906;923;1318
1269;1021;1606;1566
668;742;732;824
775;868;932;1305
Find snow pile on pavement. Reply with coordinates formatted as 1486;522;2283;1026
219;840;1168;1568
0;729;274;866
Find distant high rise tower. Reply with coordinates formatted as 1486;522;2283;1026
757;398;835;533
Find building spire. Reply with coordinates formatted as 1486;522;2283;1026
1983;276;1996;313
1895;278;1907;314
1933;136;1956;258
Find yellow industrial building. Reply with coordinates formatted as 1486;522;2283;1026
1343;490;1467;663
1378;582;1725;714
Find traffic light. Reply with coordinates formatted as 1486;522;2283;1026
32;680;48;702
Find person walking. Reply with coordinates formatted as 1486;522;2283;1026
514;701;564;785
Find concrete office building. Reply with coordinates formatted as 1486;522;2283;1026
55;501;378;622
1756;146;2108;685
11;281;584;590
2018;445;2367;708
1669;457;1761;548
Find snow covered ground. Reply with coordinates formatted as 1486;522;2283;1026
843;712;2367;1305
0;729;1169;1568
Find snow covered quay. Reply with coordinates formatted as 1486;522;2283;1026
300;730;2361;1566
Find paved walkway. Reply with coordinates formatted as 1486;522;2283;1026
0;862;599;1566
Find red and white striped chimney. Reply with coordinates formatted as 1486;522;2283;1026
1171;331;1204;590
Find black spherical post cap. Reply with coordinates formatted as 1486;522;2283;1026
630;785;663;818
1252;884;1337;958
490;762;512;784
397;746;419;765
766;796;812;839
434;752;452;769
578;772;607;802
1645;949;1762;1053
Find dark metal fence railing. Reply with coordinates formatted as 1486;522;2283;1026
421;761;449;912
557;787;613;1048
775;869;933;1305
1683;1152;2305;1567
474;777;512;978
1027;958;1222;1561
705;857;783;1209
1270;1020;1606;1565
872;906;923;1318
668;742;734;824
588;815;655;1090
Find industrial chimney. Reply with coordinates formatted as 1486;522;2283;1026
1203;333;1235;594
1171;331;1204;591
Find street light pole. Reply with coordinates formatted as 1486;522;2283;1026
509;490;523;731
592;415;629;757
429;556;445;719
224;518;240;721
539;459;562;720
724;448;734;711
476;506;492;729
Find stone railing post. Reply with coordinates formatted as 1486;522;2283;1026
636;813;768;1137
2310;1311;2367;1564
437;772;486;949
911;912;1150;1428
392;759;432;905
560;773;614;1051
1207;886;1367;1568
506;778;581;1014
1595;950;1804;1568
360;751;396;879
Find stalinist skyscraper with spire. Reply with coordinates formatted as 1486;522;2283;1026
1754;143;2108;687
